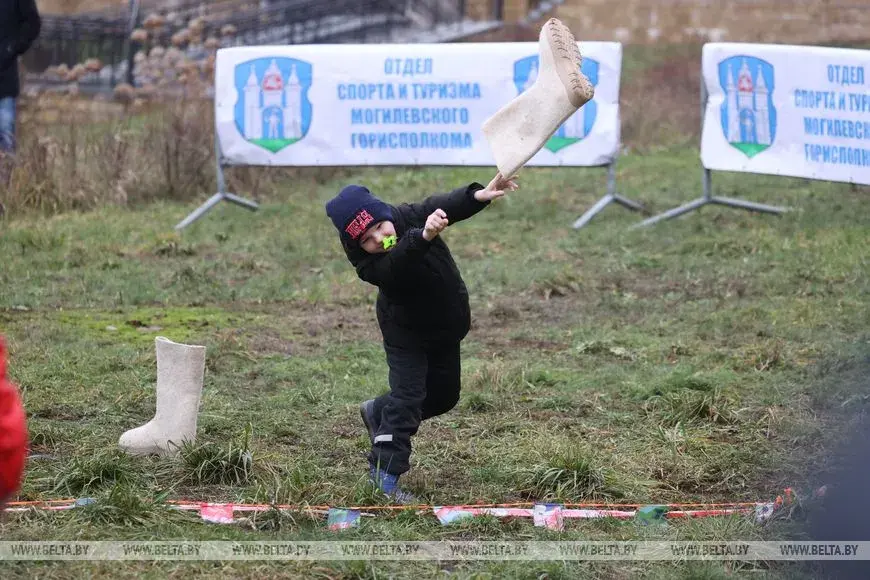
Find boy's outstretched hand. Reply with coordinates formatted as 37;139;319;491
422;174;518;241
475;172;519;202
423;208;449;241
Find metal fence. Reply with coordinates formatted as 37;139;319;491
22;0;469;92
22;15;132;86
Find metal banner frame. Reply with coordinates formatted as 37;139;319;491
175;133;259;231
175;41;640;232
634;67;789;228
174;138;641;232
572;157;644;229
175;152;642;232
175;149;640;231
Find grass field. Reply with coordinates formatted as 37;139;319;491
2;44;870;578
2;147;869;578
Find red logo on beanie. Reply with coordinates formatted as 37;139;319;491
345;209;374;240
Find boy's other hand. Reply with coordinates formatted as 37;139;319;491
423;209;449;241
476;172;519;202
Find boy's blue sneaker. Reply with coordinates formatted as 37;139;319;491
369;464;416;505
359;399;378;444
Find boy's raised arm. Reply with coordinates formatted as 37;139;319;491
401;183;489;227
401;173;518;227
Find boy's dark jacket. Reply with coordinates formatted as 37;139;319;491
0;0;41;99
341;183;489;348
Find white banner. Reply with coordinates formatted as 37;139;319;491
700;42;870;185
214;42;622;167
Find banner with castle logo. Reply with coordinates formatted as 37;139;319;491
213;42;622;168
700;42;870;185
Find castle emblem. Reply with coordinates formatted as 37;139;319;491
718;56;777;158
234;57;312;153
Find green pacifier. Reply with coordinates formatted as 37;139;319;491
382;235;397;250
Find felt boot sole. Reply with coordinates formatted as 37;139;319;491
545;17;594;109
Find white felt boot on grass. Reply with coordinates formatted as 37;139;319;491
119;336;206;456
482;17;594;178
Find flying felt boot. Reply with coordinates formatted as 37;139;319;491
118;336;206;456
482;17;594;178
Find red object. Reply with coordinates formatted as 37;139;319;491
0;337;27;503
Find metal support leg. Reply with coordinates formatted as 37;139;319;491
633;76;788;229
571;161;645;229
707;196;789;214
175;136;259;231
633;169;789;229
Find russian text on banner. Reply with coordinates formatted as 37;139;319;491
700;42;870;185
213;42;622;168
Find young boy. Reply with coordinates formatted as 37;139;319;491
325;173;518;502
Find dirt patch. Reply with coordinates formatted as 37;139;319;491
229;301;380;357
235;296;585;357
298;305;376;340
245;329;296;357
481;293;581;325
222;265;755;358
473;335;569;357
29;404;94;421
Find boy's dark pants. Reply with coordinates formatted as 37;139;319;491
369;340;461;475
